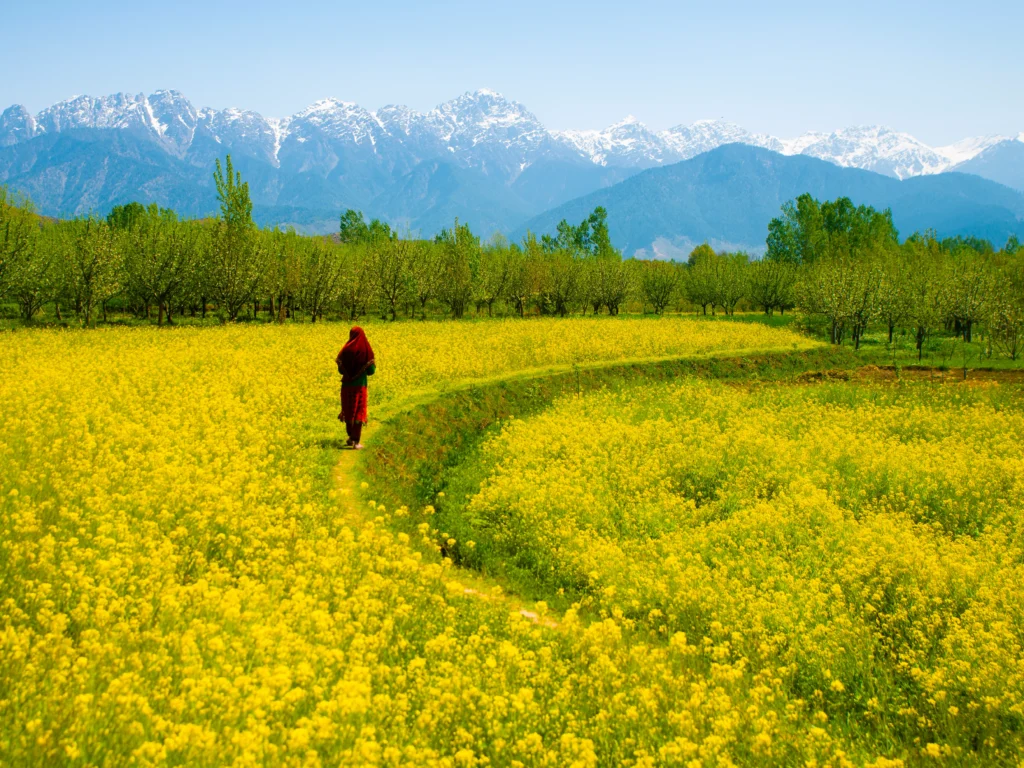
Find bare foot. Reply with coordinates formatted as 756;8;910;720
353;443;365;450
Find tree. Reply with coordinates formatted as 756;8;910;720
337;244;371;320
506;237;543;318
874;248;913;344
542;206;611;258
800;255;879;347
748;258;797;316
765;194;826;264
988;287;1024;360
208;156;265;321
367;236;413;320
0;187;38;304
766;194;897;266
640;260;681;314
339;209;394;244
435;219;479;319
765;214;799;264
476;236;514;316
536;248;582;317
598;258;632;315
684;243;718;314
265;228;304;323
121;204;196;325
943;247;991;342
58;218;120;327
712;251;749;316
903;237;947;360
405;241;440;319
108;201;176;231
298;239;345;322
9;219;55;321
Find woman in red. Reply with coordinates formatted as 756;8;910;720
336;326;376;449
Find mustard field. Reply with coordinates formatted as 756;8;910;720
0;318;816;767
458;379;1024;765
2;318;1021;765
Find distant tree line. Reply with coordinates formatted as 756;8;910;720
1;158;1022;358
767;194;1024;359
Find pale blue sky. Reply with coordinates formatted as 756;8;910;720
2;0;1021;144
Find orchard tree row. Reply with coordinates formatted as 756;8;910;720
1;157;1022;357
767;194;1024;359
0;158;666;326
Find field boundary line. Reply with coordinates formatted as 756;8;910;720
332;344;839;627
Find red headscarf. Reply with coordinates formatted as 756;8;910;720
337;326;375;384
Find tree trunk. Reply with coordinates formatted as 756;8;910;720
158;303;164;327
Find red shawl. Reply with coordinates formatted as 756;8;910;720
336;326;375;384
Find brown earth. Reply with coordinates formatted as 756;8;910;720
795;365;1024;386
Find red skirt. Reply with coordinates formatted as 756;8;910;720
340;386;368;425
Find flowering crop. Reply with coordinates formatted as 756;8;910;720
0;318;838;767
466;378;1024;764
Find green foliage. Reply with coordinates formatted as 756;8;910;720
766;194;898;265
339;208;394;244
748;258;797;316
541;206;616;259
2;176;1022;364
435;219;480;319
0;187;39;306
210;156;263;320
107;201;177;230
213;155;253;231
57;217;121;327
638;260;682;314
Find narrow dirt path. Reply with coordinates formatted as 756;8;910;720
331;428;559;628
331;358;1023;632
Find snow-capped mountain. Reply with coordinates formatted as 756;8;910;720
783;126;951;179
662;119;784;159
554;116;669;167
424;89;547;152
3;87;1016;179
936;135;1011;167
1;87;1021;236
0;105;38;147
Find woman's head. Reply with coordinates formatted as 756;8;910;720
349;326;364;341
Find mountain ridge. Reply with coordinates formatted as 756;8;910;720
2;88;1022;236
5;88;1021;180
516;144;1024;257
